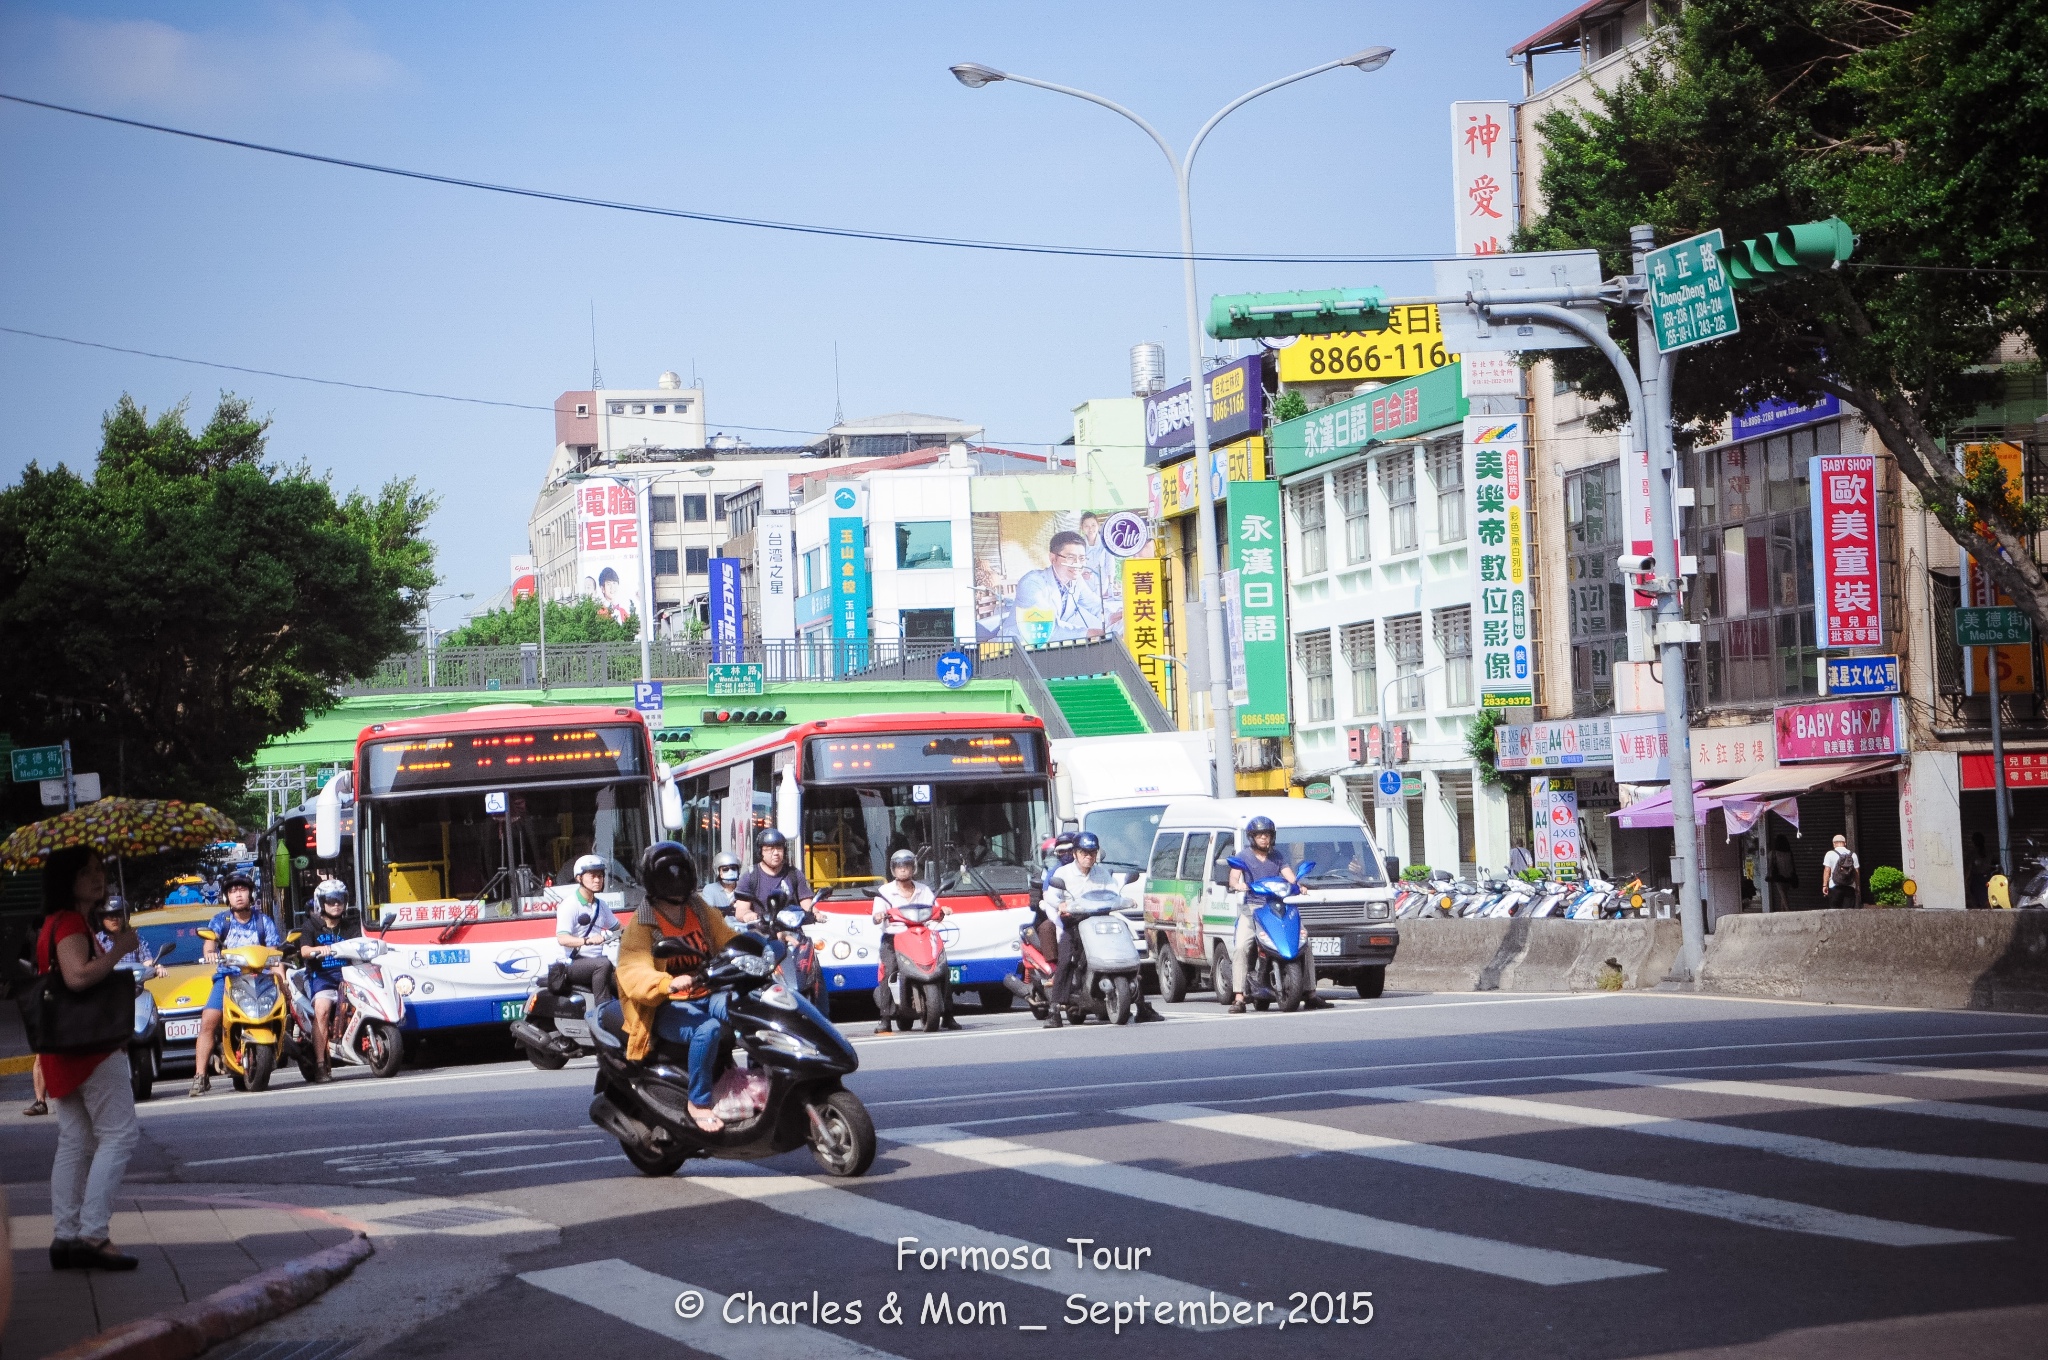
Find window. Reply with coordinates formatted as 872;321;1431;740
1428;440;1465;544
1565;461;1625;714
1342;622;1377;716
630;404;645;414
652;548;680;577
900;608;955;641
895;520;953;570
802;548;824;596
1299;630;1334;722
1338;466;1371;564
1180;521;1199;602
1148;833;1186;880
649;495;677;524
575;403;588;416
1290;481;1328;575
609;403;624;414
1381;449;1417;553
1385;613;1424;711
1435;605;1473;707
683;495;708;522
714;494;727;520
652;404;666;413
1178;832;1218;881
685;547;710;575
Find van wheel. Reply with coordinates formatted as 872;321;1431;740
1154;940;1188;1003
1355;967;1386;999
1211;945;1233;1006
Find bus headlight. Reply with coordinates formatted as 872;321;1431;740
395;975;416;996
831;941;851;960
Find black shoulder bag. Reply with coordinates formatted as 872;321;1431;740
18;920;135;1055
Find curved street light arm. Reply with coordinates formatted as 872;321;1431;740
1183;56;1360;181
974;71;1180;176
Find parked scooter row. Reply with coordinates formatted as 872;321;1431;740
1394;868;1672;921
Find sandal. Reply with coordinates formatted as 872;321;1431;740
686;1104;725;1133
23;1100;49;1117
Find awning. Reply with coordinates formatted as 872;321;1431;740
1707;759;1899;801
1609;782;1718;829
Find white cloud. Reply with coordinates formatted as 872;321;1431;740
9;8;404;113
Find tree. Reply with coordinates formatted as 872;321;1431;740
1520;0;2048;626
441;594;639;646
0;394;439;816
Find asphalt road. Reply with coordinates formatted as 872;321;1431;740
11;987;2048;1358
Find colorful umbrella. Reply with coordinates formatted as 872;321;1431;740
0;798;240;871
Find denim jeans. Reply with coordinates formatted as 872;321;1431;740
52;1050;140;1243
665;992;731;1108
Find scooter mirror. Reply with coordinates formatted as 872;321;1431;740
156;942;177;960
651;936;692;961
1225;855;1250;873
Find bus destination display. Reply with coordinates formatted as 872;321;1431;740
807;732;1044;781
365;725;647;795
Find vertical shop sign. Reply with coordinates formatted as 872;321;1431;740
1467;416;1533;706
829;517;869;643
1450;100;1514;256
1230;481;1289;736
1810;452;1881;648
708;557;743;664
1122;556;1172;713
1531;776;1581;880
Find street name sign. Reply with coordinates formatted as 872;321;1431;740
10;744;64;783
706;663;765;697
1956;606;2033;647
1646;229;1740;353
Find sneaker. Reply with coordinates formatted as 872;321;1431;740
872;1021;894;1036
188;1074;210;1098
1042;1013;1063;1029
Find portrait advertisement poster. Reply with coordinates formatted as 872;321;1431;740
573;478;644;629
1810;453;1882;649
971;510;1138;644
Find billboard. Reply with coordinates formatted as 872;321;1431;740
709;557;743;663
1273;306;1454;385
972;510;1144;644
573;479;643;629
1122;557;1171;712
1229;481;1290;736
1810;453;1881;649
1144;355;1265;466
1467;415;1533;706
829;517;869;641
1451;100;1514;256
510;554;535;602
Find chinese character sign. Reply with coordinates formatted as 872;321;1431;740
1645;229;1740;353
1466;416;1533;706
1122;556;1172;714
1809;454;1881;648
1531;777;1581;880
757;512;796;648
1230;481;1290;737
573;477;644;629
828;516;870;642
1961;442;2035;696
1451;100;1514;256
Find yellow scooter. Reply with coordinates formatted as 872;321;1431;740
195;931;288;1091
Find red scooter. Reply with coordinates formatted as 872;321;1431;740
1003;916;1061;1021
881;900;950;1033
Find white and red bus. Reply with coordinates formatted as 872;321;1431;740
316;703;681;1034
673;712;1051;1009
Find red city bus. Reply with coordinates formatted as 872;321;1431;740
674;712;1051;1009
320;704;679;1034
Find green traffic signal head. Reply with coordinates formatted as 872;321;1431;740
1207;288;1388;340
1725;217;1854;290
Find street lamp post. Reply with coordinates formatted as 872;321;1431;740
952;47;1394;801
421;591;474;688
1375;664;1440;865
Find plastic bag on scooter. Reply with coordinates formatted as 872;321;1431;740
711;1066;771;1122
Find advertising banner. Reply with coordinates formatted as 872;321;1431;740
1495;719;1612;770
1531;776;1581;880
1121;556;1172;713
1690;722;1775;779
709;557;742;664
1732;393;1839;440
573;478;644;628
829;516;869;642
1961;752;2048;791
1810;453;1882;648
1144;356;1265;466
1274;306;1454;385
1158;439;1265;517
1451;100;1514;256
972;511;1131;644
1774;696;1905;762
1611;712;1671;783
1467;415;1533;706
757;511;796;644
510;554;536;602
1229;481;1289;736
1271;364;1466;480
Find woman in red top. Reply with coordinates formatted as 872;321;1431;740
36;846;142;1271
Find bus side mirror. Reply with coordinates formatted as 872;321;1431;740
656;763;685;832
315;771;353;860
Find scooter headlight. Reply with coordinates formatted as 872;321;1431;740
753;1027;821;1060
1255;925;1276;952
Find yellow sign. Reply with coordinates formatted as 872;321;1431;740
1121;555;1172;713
1276;305;1457;384
1157;437;1265;517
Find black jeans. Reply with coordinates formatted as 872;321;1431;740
1050;924;1082;1009
1825;885;1859;911
566;955;614;1010
874;936;899;1018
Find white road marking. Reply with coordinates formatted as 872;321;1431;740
520;1259;905;1358
1347;1086;2048;1186
1790;1059;2048;1091
1575;1072;2048;1130
689;1163;1252;1323
461;1155;626;1176
1122;1103;1994;1248
185;1128;567;1166
884;1124;1657;1286
323;1138;607;1172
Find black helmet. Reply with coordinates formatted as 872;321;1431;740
1245;816;1277;839
1073;832;1101;853
757;828;788;853
639;841;698;903
1053;831;1077;850
223;872;256;895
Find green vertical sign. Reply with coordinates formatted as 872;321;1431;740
1230;480;1289;736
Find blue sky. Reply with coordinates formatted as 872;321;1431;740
0;1;1580;612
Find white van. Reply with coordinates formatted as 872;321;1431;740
1140;797;1399;1000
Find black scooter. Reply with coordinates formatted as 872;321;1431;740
588;926;876;1178
510;929;620;1070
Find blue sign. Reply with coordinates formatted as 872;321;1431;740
833;486;858;510
633;680;664;715
709;557;743;664
1825;654;1901;697
829;516;870;642
936;649;972;689
795;589;833;627
1376;768;1404;798
1731;392;1840;440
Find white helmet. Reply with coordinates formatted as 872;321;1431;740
314;879;349;910
573;854;608;878
713;852;742;876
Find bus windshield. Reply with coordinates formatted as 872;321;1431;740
362;781;651;914
802;781;1050;895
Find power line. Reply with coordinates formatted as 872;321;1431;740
1840;261;2048;278
0;90;1451;267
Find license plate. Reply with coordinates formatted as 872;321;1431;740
1310;936;1342;956
497;999;526;1021
164;1018;201;1041
948;966;962;984
429;949;471;965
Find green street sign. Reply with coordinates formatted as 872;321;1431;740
706;662;765;697
1956;606;2033;646
10;744;64;783
1646;229;1740;353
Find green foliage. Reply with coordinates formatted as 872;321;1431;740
1519;0;2048;624
1270;389;1310;424
1517;867;1547;884
442;594;639;646
1869;864;1909;905
1401;864;1432;881
0;394;438;815
1465;709;1523;791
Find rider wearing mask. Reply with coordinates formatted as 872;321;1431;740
616;842;738;1134
290;881;359;1083
701;853;743;915
872;849;959;1035
190;874;283;1097
1225;816;1326;1013
555;854;619;1011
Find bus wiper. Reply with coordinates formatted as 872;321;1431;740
956;865;1009;913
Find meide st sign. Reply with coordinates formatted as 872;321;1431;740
1773;696;1904;762
1810;454;1881;648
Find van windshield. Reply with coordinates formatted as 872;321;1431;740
1277;827;1383;887
1083;805;1166;874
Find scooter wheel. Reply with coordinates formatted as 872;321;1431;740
524;1042;570;1071
362;1022;406;1079
620;1134;690;1178
809;1089;877;1178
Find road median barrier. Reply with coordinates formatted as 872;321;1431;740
1697;909;2048;1012
1387;918;1679;994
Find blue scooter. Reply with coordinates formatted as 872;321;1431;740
1226;857;1316;1013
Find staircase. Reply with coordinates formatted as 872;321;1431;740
1044;675;1149;738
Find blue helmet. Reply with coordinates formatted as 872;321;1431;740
1073;832;1101;854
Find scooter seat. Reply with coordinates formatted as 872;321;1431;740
594;1000;627;1049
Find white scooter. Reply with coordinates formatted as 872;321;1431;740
286;937;408;1080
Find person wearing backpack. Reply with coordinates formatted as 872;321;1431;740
1821;835;1861;910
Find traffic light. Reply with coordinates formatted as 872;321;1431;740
696;708;789;726
1208;288;1388;340
652;728;693;746
1724;217;1855;290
